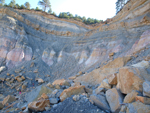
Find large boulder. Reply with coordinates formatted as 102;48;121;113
126;101;150;113
90;94;110;112
143;81;150;97
106;88;123;112
60;86;85;101
117;66;150;94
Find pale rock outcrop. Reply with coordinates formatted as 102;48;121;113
106;88;123;112
6;46;32;68
117;66;150;94
57;51;63;62
85;48;106;67
78;50;88;64
42;48;55;66
127;30;150;55
132;60;149;68
60;85;85;101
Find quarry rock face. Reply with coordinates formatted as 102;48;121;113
0;0;150;112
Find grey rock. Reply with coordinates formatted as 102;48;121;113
143;81;150;97
106;88;123;113
50;98;58;104
90;94;110;112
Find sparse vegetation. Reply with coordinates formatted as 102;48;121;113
58;12;103;25
38;0;51;12
116;0;130;14
0;0;103;25
24;2;30;9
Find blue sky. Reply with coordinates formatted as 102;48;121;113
5;0;117;20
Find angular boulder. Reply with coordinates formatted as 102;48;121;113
117;66;150;94
123;90;139;103
90;94;110;112
99;79;111;89
107;73;117;85
60;85;85;101
106;88;123;112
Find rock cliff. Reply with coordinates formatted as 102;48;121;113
0;0;150;112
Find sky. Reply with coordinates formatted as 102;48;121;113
5;0;117;20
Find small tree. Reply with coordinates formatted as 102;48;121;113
38;0;51;12
20;4;26;9
24;2;30;9
48;7;52;14
15;3;20;9
52;12;56;16
58;13;63;18
35;7;41;11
